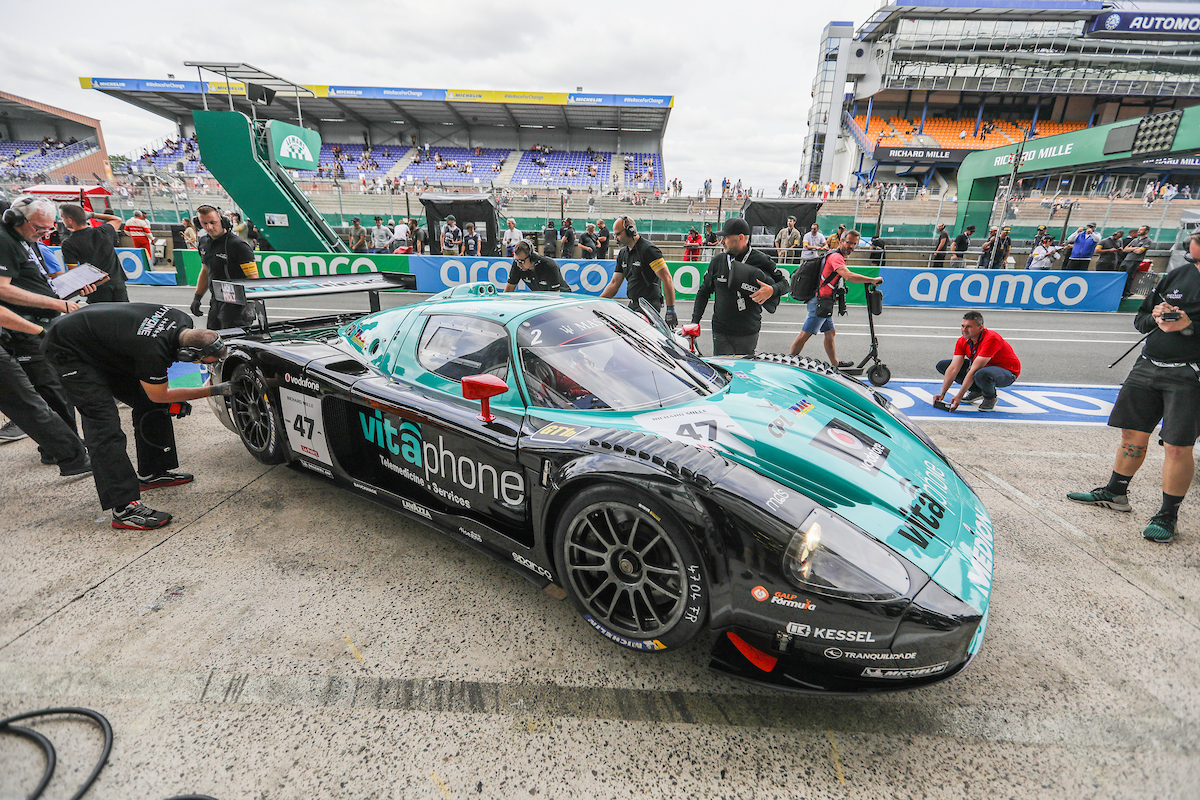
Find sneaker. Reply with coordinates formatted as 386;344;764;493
978;396;998;412
41;453;57;465
1143;515;1176;543
1067;487;1132;513
962;389;983;404
139;471;194;491
837;360;854;368
112;501;172;530
0;420;27;443
59;455;92;477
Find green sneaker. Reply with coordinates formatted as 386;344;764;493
1142;515;1176;543
1067;487;1131;513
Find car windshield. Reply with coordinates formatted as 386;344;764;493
517;303;728;411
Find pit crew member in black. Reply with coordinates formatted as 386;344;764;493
691;217;787;355
43;303;244;530
190;205;260;329
1068;232;1200;543
504;241;572;293
59;204;129;302
0;304;90;475
600;215;678;326
0;197;95;445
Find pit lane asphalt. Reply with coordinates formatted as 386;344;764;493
1;286;1195;799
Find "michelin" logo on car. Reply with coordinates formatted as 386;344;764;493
862;662;949;679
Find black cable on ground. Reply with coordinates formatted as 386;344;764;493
1;724;56;800
0;707;112;800
1;706;220;800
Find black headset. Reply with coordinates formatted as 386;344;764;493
617;215;636;238
2;206;26;227
194;208;233;232
176;334;227;362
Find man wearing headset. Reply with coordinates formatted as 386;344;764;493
190;205;260;329
0;196;95;449
599;215;678;326
504;241;571;293
43;303;245;530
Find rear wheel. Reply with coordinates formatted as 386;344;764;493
554;485;707;651
228;363;286;464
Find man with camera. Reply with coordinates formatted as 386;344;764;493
788;229;882;367
932;311;1021;412
691;217;787;356
1069;232;1200;543
190;205;260;330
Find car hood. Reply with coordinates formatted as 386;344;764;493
532;359;991;612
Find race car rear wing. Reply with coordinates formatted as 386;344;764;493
211;272;418;328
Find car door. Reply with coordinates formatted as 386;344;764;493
346;312;530;542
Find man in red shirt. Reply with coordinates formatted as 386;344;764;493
933;311;1021;412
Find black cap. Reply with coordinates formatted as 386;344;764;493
722;217;751;237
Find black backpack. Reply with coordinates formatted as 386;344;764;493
789;253;835;302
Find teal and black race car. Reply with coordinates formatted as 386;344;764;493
210;279;993;694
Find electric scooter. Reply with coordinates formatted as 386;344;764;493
835;282;891;386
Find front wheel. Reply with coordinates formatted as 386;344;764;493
554;485;708;652
228;363;286;464
867;363;892;386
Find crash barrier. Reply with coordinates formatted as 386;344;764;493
174;249;409;286
47;246;176;285
876;267;1125;312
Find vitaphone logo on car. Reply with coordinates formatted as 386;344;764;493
877;268;1125;312
358;409;525;507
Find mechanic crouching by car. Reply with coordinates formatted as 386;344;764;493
932;311;1021;412
504;241;572;293
690;217;787;356
43;303;246;530
1068;232;1200;543
190;205;260;329
599;215;678;327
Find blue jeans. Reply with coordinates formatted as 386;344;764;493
936;359;1016;398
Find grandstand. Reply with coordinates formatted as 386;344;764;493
801;1;1200;195
0;91;110;182
85;70;673;191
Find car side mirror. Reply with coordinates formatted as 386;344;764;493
462;374;508;422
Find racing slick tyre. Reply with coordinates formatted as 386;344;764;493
554;485;708;652
228;363;287;465
867;363;891;386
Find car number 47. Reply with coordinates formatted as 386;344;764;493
293;414;315;439
675;420;717;441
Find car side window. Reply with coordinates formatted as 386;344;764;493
417;314;510;383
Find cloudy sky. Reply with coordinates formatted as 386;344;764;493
2;0;883;192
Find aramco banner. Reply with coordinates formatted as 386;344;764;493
876;267;1126;312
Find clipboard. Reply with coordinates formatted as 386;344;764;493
50;263;110;300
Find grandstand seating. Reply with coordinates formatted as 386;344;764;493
620;152;664;190
511;149;610;187
397;147;508;185
308;143;411;179
849;116;1091;151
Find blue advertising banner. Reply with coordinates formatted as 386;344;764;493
47;246;176;285
1088;11;1200;37
876;267;1125;312
408;255;626;297
871;380;1119;427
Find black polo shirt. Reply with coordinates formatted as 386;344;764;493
61;224;125;289
0;222;59;319
578;232;597;258
1096;236;1123;271
201;231;257;282
1136;265;1200;362
954;232;971;255
43;303;192;384
614;236;667;308
508;253;571;292
595;226;610;259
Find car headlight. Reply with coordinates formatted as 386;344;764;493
783;509;910;601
